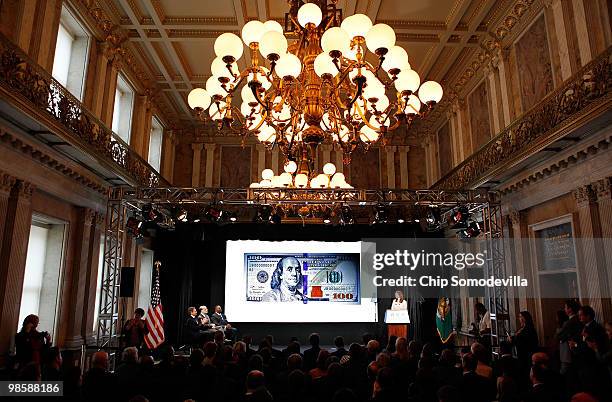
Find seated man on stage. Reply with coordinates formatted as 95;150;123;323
184;307;204;344
197;305;216;340
210;305;237;341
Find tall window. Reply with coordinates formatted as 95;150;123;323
111;74;135;143
51;6;90;100
148;117;164;171
19;218;66;340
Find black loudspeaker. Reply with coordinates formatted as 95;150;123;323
119;266;136;297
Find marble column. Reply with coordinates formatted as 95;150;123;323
322;145;332;166
592;178;612;311
450;100;465;163
423;141;432;187
256;144;266;180
86;41;111;119
484;63;501;134
161;130;176;183
0;179;34;360
82;213;104;346
204;144;216;187
398;146;409;189
571;0;592;65
335;150;344;173
191;143;203;187
271;148;279;174
64;208;95;350
385;146;396;188
573;185;612;320
509;210;536;313
548;0;573;80
495;48;513;127
101;56;121;127
130;94;153;159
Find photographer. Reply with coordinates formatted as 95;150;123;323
14;314;51;368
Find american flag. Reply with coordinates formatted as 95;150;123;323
144;261;164;349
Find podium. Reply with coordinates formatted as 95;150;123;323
385;309;410;338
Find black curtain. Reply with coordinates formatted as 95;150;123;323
153;222;439;344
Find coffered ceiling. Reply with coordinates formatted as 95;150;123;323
97;0;520;129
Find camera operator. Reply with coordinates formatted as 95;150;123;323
15;314;51;368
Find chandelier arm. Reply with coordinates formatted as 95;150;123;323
250;83;270;111
346;78;364;111
331;60;358;92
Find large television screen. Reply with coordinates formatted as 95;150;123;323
225;240;378;322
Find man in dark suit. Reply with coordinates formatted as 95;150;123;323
492;341;521;381
331;336;347;359
525;364;562;402
556;299;583;376
459;352;493;402
211;305;237;340
303;333;321;371
184;307;203;344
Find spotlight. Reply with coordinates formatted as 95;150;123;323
373;204;388;224
458;221;482;239
229;212;238;222
141;204;159;222
126;216;143;237
396;208;406;224
340;205;354;225
254;205;273;223
205;204;224;222
175;208;188;223
425;207;441;230
451;207;470;228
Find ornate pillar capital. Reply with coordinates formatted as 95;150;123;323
0;172;17;195
592;178;611;199
573;185;597;205
508;208;524;226
191;142;204;151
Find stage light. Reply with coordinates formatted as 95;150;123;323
229;212;238;222
205;205;224;222
175;208;188;223
451;207;470;228
340;205;354;225
255;205;273;223
321;207;333;224
425;207;441;230
126;216;143;237
373;204;388;224
142;203;159;222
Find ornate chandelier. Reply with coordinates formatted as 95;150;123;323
187;0;443;170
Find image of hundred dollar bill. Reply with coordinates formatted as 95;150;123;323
245;253;360;303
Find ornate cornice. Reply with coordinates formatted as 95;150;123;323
0;130;108;195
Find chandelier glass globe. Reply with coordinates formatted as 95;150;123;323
418;81;444;104
241;20;266;45
314;53;338;78
323;163;336;175
284;160;297;173
321;27;350;55
206;76;225;97
404;94;422;115
214;33;243;60
211;57;237;79
365;23;396;53
275;53;302;79
394;69;421;93
263;20;283;33
187;88;211;110
382;45;409;73
341;14;372;39
297;3;322;27
259;31;288;59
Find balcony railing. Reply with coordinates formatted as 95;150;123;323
0;32;167;187
433;46;612;190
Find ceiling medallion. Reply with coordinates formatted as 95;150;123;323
187;0;443;174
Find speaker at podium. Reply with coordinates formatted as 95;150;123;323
385;309;410;338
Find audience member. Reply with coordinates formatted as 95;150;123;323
303;333;321;370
